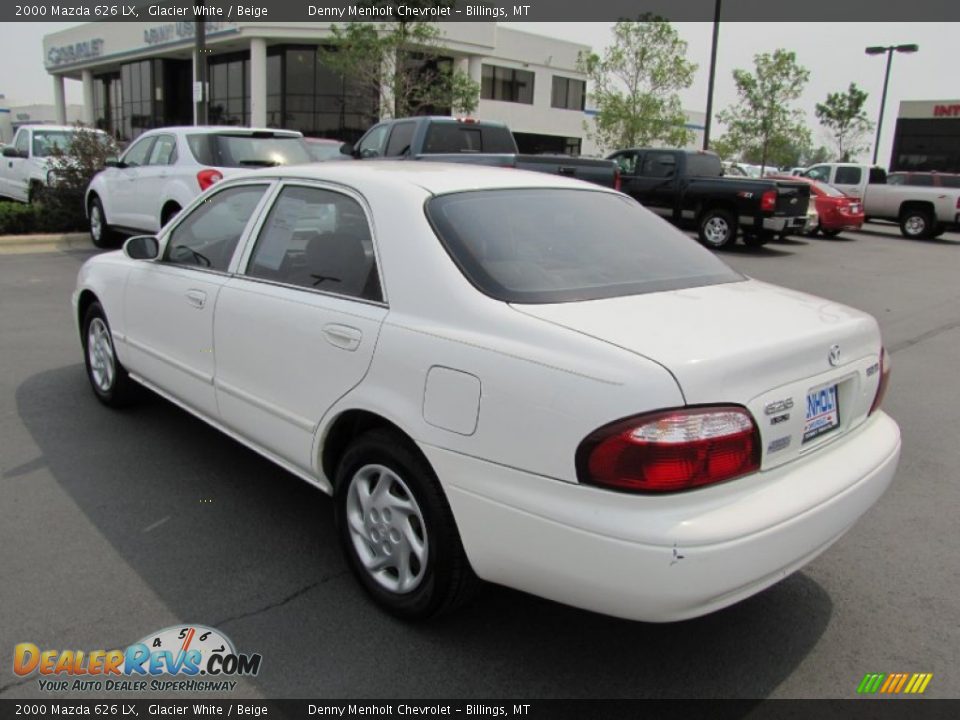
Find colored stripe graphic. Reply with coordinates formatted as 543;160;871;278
858;672;933;694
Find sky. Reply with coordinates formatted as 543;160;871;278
2;21;956;165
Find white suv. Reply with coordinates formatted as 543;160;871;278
85;126;312;247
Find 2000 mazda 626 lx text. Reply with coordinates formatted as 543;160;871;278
73;162;901;622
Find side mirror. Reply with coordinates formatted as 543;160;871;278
339;142;354;157
104;158;126;168
3;146;22;158
123;235;159;261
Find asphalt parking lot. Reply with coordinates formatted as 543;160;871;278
1;222;958;700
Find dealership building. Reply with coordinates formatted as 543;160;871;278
41;21;607;154
890;99;960;173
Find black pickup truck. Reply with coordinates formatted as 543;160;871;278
608;148;811;248
343;116;620;189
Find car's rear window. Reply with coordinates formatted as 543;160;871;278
187;133;311;168
423;123;516;154
426;189;743;304
814;181;846;197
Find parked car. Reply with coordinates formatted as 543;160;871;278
721;161;748;177
768;175;865;237
346;116;620;189
608;148;810;248
0;124;109;204
72;162;900;622
803;163;960;239
85;126;312;248
887;171;960;189
304;137;348;162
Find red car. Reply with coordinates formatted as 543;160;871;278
768;175;864;237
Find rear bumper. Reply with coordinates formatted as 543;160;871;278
762;215;808;232
423;412;900;622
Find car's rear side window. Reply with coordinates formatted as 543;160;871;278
426;189;743;304
245;185;381;302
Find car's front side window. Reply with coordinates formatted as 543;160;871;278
122;136;155;168
164;185;268;272
805;165;830;182
356;125;388;158
147;135;177;166
244;185;381;302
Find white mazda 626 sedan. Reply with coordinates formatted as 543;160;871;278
73;162;901;622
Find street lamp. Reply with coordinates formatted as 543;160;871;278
865;43;918;166
703;0;722;151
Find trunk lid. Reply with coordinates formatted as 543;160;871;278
513;279;883;469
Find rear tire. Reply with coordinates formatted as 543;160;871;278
698;208;737;249
334;429;478;620
82;301;138;407
161;203;182;228
89;197;116;249
900;208;934;240
820;228;842;239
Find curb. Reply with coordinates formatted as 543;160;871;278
0;233;91;252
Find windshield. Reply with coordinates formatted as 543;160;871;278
187;133;311;168
32;131;76;158
306;142;345;162
426;189;743;304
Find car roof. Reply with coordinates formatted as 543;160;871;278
237;160;614;196
20;124;105;133
139;126;303;137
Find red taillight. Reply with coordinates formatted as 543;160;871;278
614;168;622;192
870;347;891;415
761;189;777;212
197;169;223;191
576;406;761;493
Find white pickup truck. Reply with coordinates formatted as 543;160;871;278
803;162;960;239
0;125;107;204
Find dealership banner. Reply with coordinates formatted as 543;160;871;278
0;700;959;719
6;0;960;23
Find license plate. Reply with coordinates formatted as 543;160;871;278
804;385;840;443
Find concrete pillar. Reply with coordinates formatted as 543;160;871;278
81;69;95;127
249;37;267;128
191;49;199;125
468;56;483;85
52;74;67;125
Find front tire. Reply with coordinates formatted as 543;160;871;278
334;429;477;620
698;208;737;249
89;197;116;249
82;301;138;407
900;208;934;240
820;228;842;238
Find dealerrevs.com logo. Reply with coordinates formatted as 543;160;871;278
14;625;262;693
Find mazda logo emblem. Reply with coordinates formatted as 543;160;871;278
828;344;841;367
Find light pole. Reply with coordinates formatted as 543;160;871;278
865;43;918;166
703;0;722;151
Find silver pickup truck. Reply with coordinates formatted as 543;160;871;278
804;163;960;239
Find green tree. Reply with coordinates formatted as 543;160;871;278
321;2;479;120
578;18;697;152
42;128;121;232
815;83;874;162
716;49;810;173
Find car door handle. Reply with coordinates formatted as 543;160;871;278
185;290;206;309
322;323;362;351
